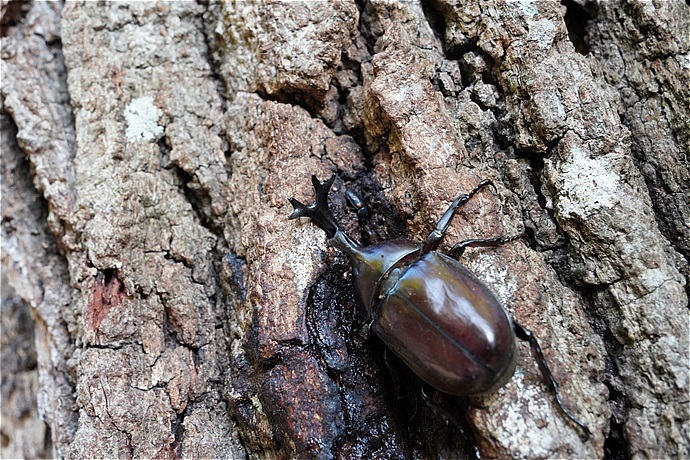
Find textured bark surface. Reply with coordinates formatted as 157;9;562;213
1;1;687;459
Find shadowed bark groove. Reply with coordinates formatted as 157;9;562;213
2;1;687;459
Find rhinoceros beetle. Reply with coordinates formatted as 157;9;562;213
288;175;591;444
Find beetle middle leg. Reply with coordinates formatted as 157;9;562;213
448;234;525;259
513;320;592;440
422;179;494;254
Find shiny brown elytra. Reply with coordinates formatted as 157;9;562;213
288;175;590;441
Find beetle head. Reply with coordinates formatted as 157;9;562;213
289;175;420;319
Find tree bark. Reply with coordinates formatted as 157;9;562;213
1;1;687;459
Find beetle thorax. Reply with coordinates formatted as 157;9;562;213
329;230;420;317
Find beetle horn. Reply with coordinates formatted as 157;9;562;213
288;174;339;239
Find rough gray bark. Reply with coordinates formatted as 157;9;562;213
1;1;687;459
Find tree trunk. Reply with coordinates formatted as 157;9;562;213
1;1;687;459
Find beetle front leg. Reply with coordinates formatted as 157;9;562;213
448;234;524;260
513;321;592;440
345;188;372;245
421;179;495;254
345;189;370;222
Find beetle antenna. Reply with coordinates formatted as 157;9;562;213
288;175;340;239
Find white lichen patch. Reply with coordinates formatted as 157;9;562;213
284;225;328;296
493;370;555;458
557;144;619;217
466;253;519;306
124;95;164;142
527;18;557;50
515;0;538;18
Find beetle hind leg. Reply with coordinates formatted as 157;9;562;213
421;387;482;460
513;320;592;440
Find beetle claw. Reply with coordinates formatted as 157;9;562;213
478;178;497;194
